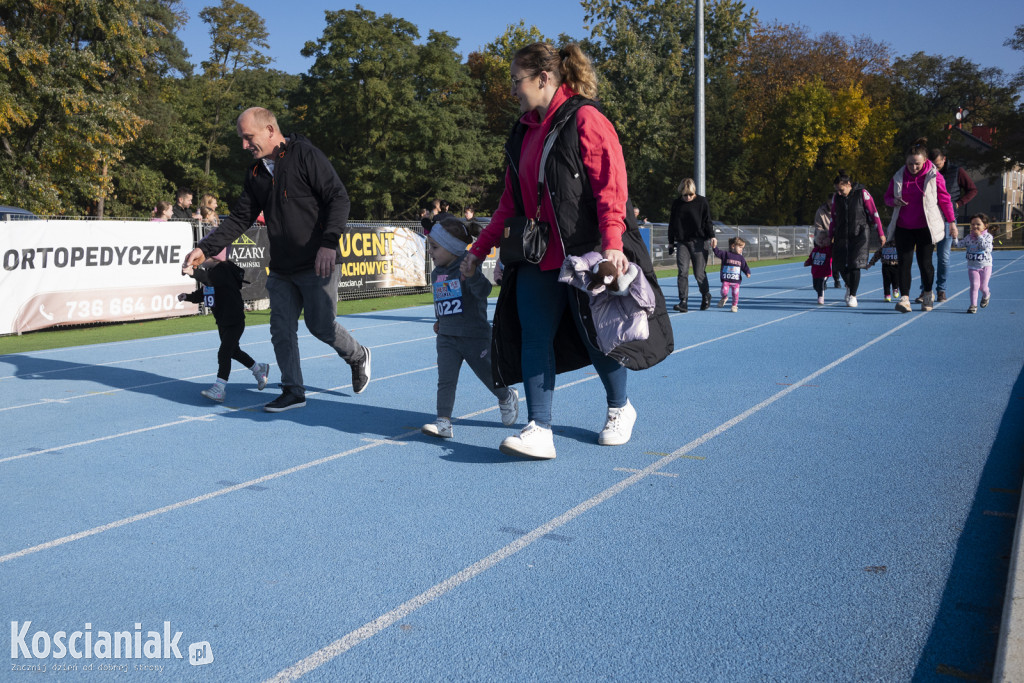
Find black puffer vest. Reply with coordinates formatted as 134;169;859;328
489;96;674;388
831;184;872;270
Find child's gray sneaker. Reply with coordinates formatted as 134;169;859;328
498;387;519;426
251;362;270;390
201;383;226;403
421;417;453;438
351;346;371;394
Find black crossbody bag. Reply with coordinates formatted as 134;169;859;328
499;133;558;266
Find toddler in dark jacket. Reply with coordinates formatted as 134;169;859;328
180;248;270;402
421;217;518;439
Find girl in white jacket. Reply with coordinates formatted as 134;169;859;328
951;213;994;314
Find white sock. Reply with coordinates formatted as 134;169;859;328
215;378;227;387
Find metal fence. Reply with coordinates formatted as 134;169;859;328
647;222;815;268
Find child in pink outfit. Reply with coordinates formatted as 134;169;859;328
713;237;752;312
804;228;832;304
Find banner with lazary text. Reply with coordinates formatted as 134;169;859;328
0;220;197;335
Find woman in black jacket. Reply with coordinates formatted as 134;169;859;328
829;170;886;308
667;178;714;312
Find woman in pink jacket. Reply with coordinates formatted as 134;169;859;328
884;137;956;313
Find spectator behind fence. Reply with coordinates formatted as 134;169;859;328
884;137;956;313
928;148;978;303
667;177;714;313
181;106;371;413
460;41;673;460
171;187;194;221
151;201;173;221
200;205;219;228
829;169;885;309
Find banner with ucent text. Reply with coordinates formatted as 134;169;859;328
0;220;197;335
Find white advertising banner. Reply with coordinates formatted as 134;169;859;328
0;220;198;335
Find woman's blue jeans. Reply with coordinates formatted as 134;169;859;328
516;263;627;428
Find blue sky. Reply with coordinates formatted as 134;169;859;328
176;0;1023;79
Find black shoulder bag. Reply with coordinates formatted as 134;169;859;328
499;133;558;266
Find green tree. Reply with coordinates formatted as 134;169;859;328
466;21;548;139
296;6;493;218
884;52;1016;169
0;0;171;214
197;0;270;179
578;0;757;222
734;23;896;223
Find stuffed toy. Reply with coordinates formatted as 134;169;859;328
588;259;640;296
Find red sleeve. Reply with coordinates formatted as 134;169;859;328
957;167;978;207
576;106;628;252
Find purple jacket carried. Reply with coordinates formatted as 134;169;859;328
558;252;656;355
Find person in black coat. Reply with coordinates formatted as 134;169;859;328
667;177;714;312
829;170;886;308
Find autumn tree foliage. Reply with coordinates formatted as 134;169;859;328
0;2;1019;222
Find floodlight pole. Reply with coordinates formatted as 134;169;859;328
694;0;706;195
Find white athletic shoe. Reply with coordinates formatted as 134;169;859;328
730;305;738;313
498;387;519;426
201;382;225;403
817;295;824;305
847;295;858;308
598;400;637;446
500;421;556;460
421;417;453;439
251;362;270;390
718;296;728;308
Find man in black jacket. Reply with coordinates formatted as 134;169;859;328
181;107;371;412
171;187;194;222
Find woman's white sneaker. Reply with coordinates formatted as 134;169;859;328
598;400;637;446
500;421;556;460
421;417;453;438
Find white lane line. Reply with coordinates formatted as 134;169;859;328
0;439;392;564
0;365;436;465
0;336;436;413
0;389;516;563
0;318;434;379
262;301;949;682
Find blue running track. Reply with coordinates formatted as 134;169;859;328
2;252;1024;681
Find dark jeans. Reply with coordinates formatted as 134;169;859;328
881;264;899;296
216;323;255;381
675;240;709;303
516;264;627;428
265;267;365;399
895;227;935;296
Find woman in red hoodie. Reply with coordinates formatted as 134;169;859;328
884;137;956;313
460;43;671;460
